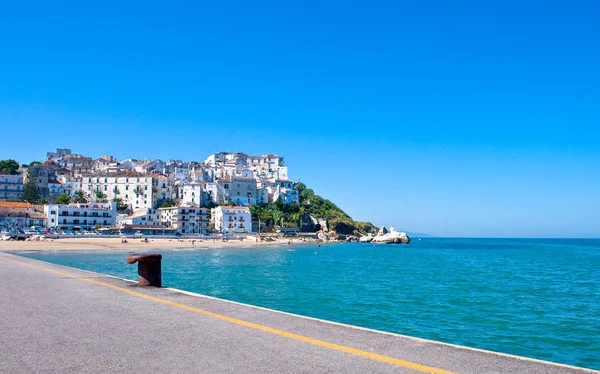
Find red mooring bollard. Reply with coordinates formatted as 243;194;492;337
126;254;162;287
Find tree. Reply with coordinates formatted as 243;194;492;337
73;190;88;203
29;161;42;167
0;159;20;175
56;194;71;204
96;191;107;202
112;197;128;211
40;199;49;205
22;170;40;203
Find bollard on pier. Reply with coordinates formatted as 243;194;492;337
126;254;162;287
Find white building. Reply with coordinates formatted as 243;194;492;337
122;208;162;226
44;202;117;231
211;206;251;234
159;205;209;234
81;174;174;211
182;183;202;206
205;182;228;205
0;174;24;201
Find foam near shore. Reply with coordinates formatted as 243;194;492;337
0;237;312;251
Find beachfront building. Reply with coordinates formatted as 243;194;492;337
0;202;46;230
159;205;209;234
211;206;251;234
0;174;24;201
44;202;117;231
122;208;162;226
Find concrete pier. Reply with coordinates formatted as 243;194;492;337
0;252;596;374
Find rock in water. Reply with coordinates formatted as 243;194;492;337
371;228;410;244
359;234;374;243
377;226;389;236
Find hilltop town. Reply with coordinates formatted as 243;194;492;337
0;148;377;237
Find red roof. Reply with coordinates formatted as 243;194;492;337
0;202;32;208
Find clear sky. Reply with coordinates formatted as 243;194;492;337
1;1;599;237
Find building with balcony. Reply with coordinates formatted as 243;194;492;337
159;205;209;234
81;174;174;211
0;174;24;201
44;202;117;231
211;206;251;234
0;202;46;230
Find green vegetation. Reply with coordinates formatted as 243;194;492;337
29;161;42;167
249;182;377;235
22;170;40;203
96;191;108;202
56;194;71;204
73;190;88;203
112;197;128;211
0;159;20;175
160;200;176;208
295;182;377;235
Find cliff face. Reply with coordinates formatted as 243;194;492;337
294;182;377;235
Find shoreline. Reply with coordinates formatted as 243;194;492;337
0;237;319;252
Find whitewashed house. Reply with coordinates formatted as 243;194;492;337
122;208;161;226
159;205;209;234
211;206;251;234
81;174;161;210
45;202;116;231
182;183;202;206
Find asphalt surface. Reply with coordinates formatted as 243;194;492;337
0;252;597;374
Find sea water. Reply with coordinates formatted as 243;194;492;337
17;238;600;370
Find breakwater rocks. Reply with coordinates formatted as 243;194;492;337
359;226;410;244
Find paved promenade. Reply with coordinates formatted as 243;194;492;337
0;252;596;374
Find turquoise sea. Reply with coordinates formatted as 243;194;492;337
17;238;600;370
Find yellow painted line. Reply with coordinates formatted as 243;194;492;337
1;256;453;374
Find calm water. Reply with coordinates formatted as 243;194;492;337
18;238;600;370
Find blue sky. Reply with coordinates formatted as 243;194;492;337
1;1;599;237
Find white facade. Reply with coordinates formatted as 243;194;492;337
182;183;202;206
45;202;117;231
122;208;161;226
211;206;251;234
159;205;209;234
0;174;24;201
81;175;160;210
205;182;227;205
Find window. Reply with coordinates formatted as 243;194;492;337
126;185;129;190
145;186;147;190
50;211;56;214
104;186;107;190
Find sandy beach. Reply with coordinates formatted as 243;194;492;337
0;237;312;252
